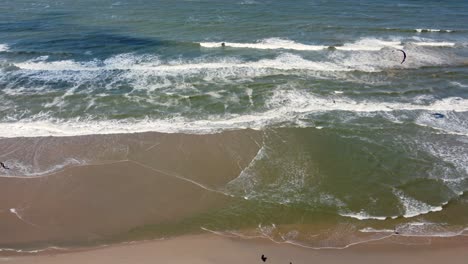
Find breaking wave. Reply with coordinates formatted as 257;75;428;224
415;28;454;33
200;38;457;51
0;44;9;52
0;93;466;137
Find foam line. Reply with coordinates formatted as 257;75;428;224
415;29;453;33
9;208;37;226
13;53;351;73
200;38;327;50
0;94;466;138
393;189;446;218
339;211;394;220
199;38;457;51
413;42;456;47
129;160;229;197
201;225;395;250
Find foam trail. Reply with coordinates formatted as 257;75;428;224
339;211;390;220
9;208;37;226
0;159;85;178
359;228;395;233
200;38;327;51
129;160;229;197
201;226;395;250
395;222;468;237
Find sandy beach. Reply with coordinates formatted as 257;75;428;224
3;233;468;264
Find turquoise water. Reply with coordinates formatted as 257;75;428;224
1;0;468;249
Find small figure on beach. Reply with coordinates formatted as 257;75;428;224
0;162;9;170
261;254;267;262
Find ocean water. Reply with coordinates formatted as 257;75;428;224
1;0;468;250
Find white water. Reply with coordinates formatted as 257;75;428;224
200;38;457;51
0;44;9;52
415;28;454;33
0;94;466;137
200;38;327;50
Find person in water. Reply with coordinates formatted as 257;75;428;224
221;42;225;47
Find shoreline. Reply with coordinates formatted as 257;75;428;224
3;233;468;264
1;129;467;261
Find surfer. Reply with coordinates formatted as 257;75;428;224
432;113;445;119
397;49;406;64
221;42;225;47
0;162;9;170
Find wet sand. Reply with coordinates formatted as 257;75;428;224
2;129;468;262
0;130;262;248
3;233;468;264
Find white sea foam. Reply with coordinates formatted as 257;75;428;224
415;28;453;33
359;227;395;233
0;158;84;177
200;38;458;52
14;53;350;74
0;93;467;137
451;81;468;88
415;112;468;137
341;189;448;220
200;38;327;51
11;39;458;83
335;39;403;51
395;222;468;237
413;41;456;47
339;210;389;220
393;189;446;218
201;38;404;51
0;44;9;52
360;223;468;238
